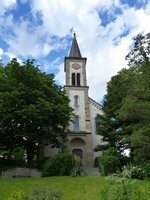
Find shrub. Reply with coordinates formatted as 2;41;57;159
138;161;150;178
99;147;121;175
41;152;74;177
101;176;150;200
70;166;86;177
122;163;146;180
100;155;121;175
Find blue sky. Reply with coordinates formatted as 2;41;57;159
0;0;150;102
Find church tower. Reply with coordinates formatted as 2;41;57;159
64;33;93;167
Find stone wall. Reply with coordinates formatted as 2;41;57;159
1;167;41;178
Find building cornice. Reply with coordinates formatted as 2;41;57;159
89;97;102;110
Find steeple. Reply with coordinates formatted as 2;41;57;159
69;33;82;58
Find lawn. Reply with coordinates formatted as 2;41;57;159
0;176;150;200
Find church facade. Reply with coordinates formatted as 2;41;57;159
44;34;103;167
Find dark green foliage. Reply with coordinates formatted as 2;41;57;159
41;153;74;177
101;155;121;175
138;161;150;178
0;157;25;171
25;157;50;170
126;33;150;67
97;33;150;163
95;68;135;156
0;58;73;163
100;148;121;175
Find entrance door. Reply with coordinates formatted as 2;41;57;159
72;149;83;166
72;149;83;158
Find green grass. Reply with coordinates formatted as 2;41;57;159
0;176;150;200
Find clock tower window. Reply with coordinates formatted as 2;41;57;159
72;73;75;86
77;73;80;86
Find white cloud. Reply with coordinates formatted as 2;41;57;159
3;0;16;7
1;0;150;102
0;0;16;16
53;2;150;101
5;51;22;63
41;57;61;72
55;63;65;85
0;48;3;58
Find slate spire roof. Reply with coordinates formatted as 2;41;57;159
69;33;82;58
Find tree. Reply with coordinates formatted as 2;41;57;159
96;68;135;153
97;33;150;162
0;58;73;162
117;61;150;161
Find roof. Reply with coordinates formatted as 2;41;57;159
69;33;82;58
89;97;102;111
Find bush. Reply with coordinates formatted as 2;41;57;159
99;147;121;175
101;176;150;200
41;152;74;177
70;166;86;177
138;161;150;178
101;155;121;175
122;163;146;180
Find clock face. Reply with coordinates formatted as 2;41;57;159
72;63;80;70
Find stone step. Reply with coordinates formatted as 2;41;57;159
85;167;100;176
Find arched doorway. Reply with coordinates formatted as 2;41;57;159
72;149;83;166
72;149;83;158
70;138;86;166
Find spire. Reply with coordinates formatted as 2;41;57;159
69;33;82;58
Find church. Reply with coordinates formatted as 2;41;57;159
44;33;103;167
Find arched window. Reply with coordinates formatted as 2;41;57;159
75;116;79;132
77;73;80;86
72;73;75;86
74;95;78;107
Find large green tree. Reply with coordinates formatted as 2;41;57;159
0;58;73;162
97;33;150;162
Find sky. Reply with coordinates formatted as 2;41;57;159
1;0;150;103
